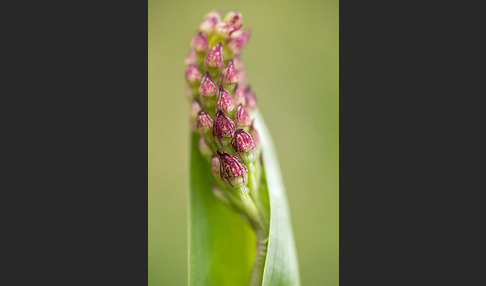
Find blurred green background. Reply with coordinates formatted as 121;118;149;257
148;0;338;285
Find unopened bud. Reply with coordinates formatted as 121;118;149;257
211;154;220;179
237;69;246;87
234;104;251;129
205;42;225;70
197;111;213;135
231;129;255;163
213;110;235;148
191;32;210;53
223;12;243;26
228;29;251;54
199;11;220;35
185;50;197;66
217;150;248;188
216;21;242;38
199;137;212;157
245;86;257;111
185;64;203;86
234;85;246;106
216;85;235;115
199;72;218;98
191;99;201;119
219;60;238;85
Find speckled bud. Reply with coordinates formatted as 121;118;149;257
197;111;213;135
199;11;220;35
233;55;243;71
219;60;238;85
191;32;210;53
205;42;224;70
245;86;257;111
216;85;235;114
199;137;212;157
213;110;235;148
217;150;248;188
231;129;255;163
234;104;251;129
185;64;203;86
199;72;218;98
211;154;220;179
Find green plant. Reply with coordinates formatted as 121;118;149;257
185;10;300;286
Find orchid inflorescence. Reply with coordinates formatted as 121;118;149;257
185;10;269;286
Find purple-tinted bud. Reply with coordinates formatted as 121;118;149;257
185;64;203;86
204;42;224;70
197;111;213;134
234;85;246;106
185;50;197;66
231;129;255;163
223;12;243;26
217;150;248;188
213;110;235;148
191;32;210;53
245;86;257;111
234;104;251;129
228;29;251;54
219;60;238;85
199;137;212;157
216;21;242;38
199;11;220;35
190;99;201;119
216;85;235;114
211;154;220;179
199;72;218;98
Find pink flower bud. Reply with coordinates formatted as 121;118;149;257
216;85;235;114
245;86;257;111
237;69;246;87
191;32;210;53
223;12;243;26
213;110;235;148
228;29;251;54
217;150;248;188
185;64;202;86
210;154;220;179
204;42;224;70
234;85;246;106
197;111;213;134
216;21;242;38
231;129;255;163
185;50;196;66
190;99;201;119
219;60;238;85
199;11;220;35
234;104;251;129
199;72;218;98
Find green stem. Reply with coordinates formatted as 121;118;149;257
248;228;268;286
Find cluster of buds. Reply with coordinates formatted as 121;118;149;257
185;10;260;190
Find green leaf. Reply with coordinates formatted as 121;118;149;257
189;109;300;286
